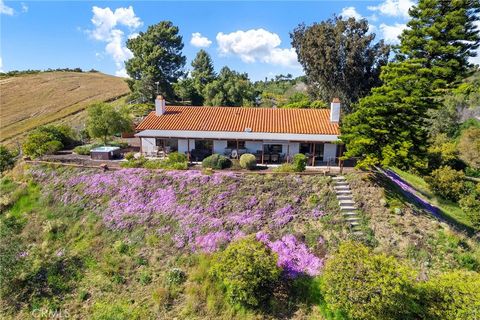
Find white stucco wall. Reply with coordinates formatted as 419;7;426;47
178;139;195;154
285;142;300;156
141;137;156;154
213;140;228;154
324;143;337;163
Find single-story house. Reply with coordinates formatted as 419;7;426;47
135;96;343;166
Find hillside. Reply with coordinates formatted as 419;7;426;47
1;165;478;319
0;72;129;144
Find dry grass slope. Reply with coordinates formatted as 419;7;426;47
0;72;129;143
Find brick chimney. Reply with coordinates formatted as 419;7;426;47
155;95;166;116
330;98;340;122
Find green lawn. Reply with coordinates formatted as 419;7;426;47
390;167;474;230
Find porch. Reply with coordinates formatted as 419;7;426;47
139;137;343;166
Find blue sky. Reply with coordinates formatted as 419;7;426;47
2;0;470;81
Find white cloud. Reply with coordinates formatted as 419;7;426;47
216;28;300;68
0;0;14;15
21;2;28;13
88;6;142;77
380;23;407;43
0;56;3;72
190;32;212;48
368;0;414;19
340;7;362;20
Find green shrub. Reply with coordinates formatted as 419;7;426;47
322;242;419;320
420;270;480;320
73;144;100;155
292;153;308;172
166;268;187;286
273;163;296;173
239;153;256;170
120;156;147;168
211;237;281;308
124;152;135;161
425;166;466;201
0;145;16;173
23;125;78;158
202;154;230;170
459;193;480;228
167;152;187;164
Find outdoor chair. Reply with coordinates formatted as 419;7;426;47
270;154;279;163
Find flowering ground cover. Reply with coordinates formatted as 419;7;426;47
29;166;340;277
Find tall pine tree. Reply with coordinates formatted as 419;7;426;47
191;49;216;104
341;60;433;169
125;21;186;102
397;0;480;88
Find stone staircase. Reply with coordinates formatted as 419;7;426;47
332;176;363;236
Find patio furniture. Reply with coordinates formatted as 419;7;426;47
270;153;279;163
224;148;232;157
263;154;270;163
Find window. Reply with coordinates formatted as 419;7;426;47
263;144;282;154
300;143;311;154
195;140;213;151
155;138;178;152
227;140;245;149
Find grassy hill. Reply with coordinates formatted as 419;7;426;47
0;72;129;144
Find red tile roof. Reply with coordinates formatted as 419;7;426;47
136;106;340;135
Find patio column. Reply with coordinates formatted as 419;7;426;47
312;143;316;166
236;140;239;159
261;146;264;165
187;139;190;162
287;143;290;162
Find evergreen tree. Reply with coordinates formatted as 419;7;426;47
191;49;216;102
291;17;390;112
203;67;256;106
341;59;434;169
398;0;480;88
125;21;186;102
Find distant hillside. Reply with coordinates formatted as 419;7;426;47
0;72;129;144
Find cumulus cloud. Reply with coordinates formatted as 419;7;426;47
0;0;14;15
190;32;212;48
216;28;300;68
340;7;362;20
21;2;28;13
0;56;3;72
368;0;414;19
380;23;407;43
88;6;142;77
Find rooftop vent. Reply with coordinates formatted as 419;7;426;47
244;127;252;132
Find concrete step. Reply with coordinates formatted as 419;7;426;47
339;199;355;205
335;181;349;186
343;211;357;216
332;176;346;180
334;185;350;190
345;217;361;222
353;231;364;236
337;195;353;200
349;221;360;226
340;205;357;211
336;190;352;195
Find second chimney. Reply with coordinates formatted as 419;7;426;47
155;95;166;116
330;98;340;122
